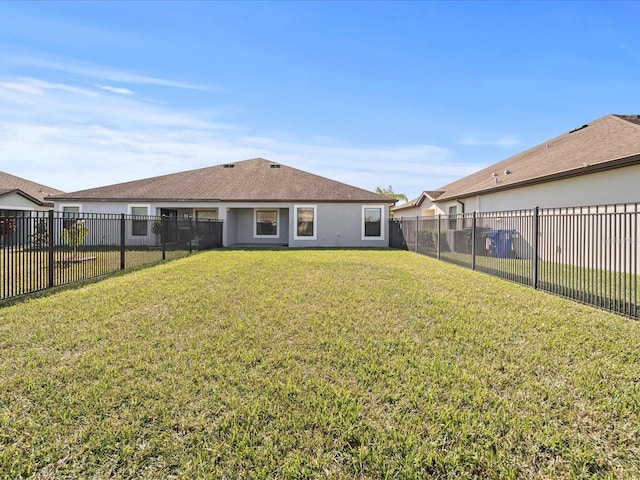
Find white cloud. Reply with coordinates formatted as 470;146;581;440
0;74;477;198
99;85;135;95
3;54;213;91
458;134;520;148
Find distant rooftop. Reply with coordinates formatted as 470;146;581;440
434;114;640;202
0;171;64;206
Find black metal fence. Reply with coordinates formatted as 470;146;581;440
390;203;639;319
0;211;223;301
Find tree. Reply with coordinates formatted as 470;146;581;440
29;219;49;249
375;185;408;204
61;220;89;258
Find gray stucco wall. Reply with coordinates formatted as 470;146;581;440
233;208;289;245
54;200;390;248
288;203;389;248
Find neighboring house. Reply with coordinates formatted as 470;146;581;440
423;114;640;216
391;114;640;262
391;191;444;219
51;158;394;248
0;170;64;216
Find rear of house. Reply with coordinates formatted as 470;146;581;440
51;158;394;248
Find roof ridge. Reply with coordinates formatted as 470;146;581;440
51;158;393;203
611;114;640;127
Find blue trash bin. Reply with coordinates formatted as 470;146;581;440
486;229;516;258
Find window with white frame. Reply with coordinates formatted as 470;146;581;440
362;205;384;240
448;205;458;230
294;205;317;240
130;205;149;236
254;209;279;237
62;205;81;229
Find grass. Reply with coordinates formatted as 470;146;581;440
0;247;189;300
427;251;639;317
1;249;640;478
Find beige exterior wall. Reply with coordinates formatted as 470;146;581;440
1;192;51;212
393;199;436;219
434;164;640;215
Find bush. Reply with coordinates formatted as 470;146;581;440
61;220;89;257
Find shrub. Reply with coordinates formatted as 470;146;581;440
61;220;89;257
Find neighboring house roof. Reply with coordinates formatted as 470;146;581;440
0;171;65;207
435;114;640;202
392;190;444;212
51;158;394;203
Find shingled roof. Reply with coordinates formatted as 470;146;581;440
0;171;64;207
392;190;444;212
435;114;640;201
52;158;393;203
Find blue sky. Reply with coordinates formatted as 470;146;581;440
1;1;639;200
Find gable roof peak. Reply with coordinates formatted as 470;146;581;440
52;157;392;203
612;114;640;126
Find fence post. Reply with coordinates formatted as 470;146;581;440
48;210;55;288
415;216;419;253
437;215;441;260
471;211;477;270
120;214;126;270
161;217;166;260
532;206;539;289
189;218;194;253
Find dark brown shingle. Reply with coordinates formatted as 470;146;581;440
0;171;64;206
435;114;640;201
52;158;392;203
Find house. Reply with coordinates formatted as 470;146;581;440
391;114;640;262
409;114;640;217
0;170;64;216
51;158;394;248
391;190;444;219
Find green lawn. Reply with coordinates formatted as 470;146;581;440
0;247;188;300
1;250;639;478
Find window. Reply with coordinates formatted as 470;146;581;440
362;205;384;240
254;209;279;237
294;205;317;240
62;206;81;229
131;206;149;236
195;209;218;220
448;206;458;230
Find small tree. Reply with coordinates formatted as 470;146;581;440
29;219;49;249
152;219;163;240
61;220;89;258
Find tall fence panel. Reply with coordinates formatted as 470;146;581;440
390;203;639;319
0;211;223;301
537;204;638;317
